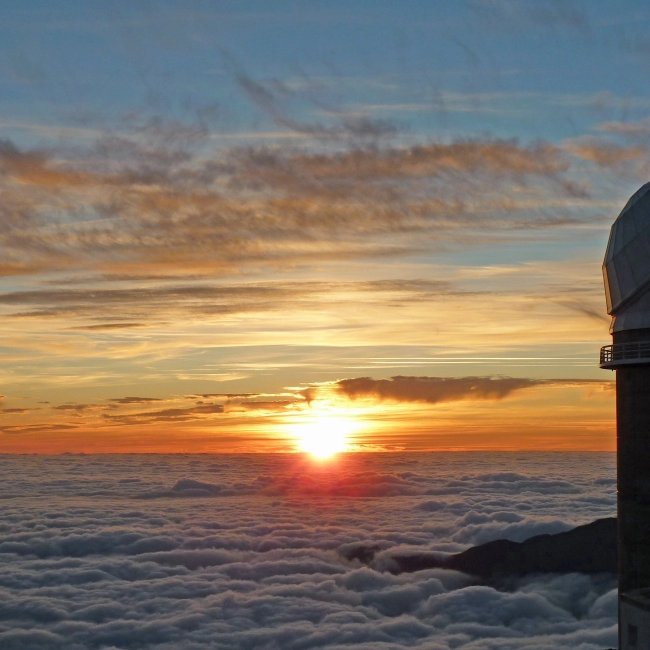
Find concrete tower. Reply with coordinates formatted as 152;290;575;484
601;181;650;650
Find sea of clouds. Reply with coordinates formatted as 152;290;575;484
0;453;617;650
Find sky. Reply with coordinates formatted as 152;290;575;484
1;0;649;453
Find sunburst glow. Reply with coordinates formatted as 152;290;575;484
292;414;358;458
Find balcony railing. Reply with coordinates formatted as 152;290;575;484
600;342;650;368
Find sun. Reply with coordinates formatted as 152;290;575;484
293;414;357;459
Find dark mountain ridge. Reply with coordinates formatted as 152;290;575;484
343;517;617;578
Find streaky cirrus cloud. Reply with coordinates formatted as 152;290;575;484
226;53;401;144
102;403;225;425
0;279;455;327
0;124;602;280
227;138;571;191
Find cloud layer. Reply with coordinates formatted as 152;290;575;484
0;453;617;649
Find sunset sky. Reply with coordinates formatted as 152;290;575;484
1;0;649;453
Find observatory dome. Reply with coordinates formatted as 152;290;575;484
603;181;650;332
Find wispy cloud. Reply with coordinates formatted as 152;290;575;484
103;403;225;424
228;57;398;144
0;280;454;325
0;122;603;283
565;137;647;169
1;424;78;435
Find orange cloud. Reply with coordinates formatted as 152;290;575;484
565;140;646;166
0;128;598;281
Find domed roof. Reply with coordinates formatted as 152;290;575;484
603;181;650;319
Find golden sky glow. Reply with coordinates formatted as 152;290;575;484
0;140;619;453
5;1;649;454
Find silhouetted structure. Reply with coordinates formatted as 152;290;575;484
601;181;650;650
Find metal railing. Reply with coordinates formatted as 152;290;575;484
600;342;650;367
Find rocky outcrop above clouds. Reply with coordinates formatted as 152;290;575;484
352;518;617;577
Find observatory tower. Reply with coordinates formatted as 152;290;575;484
601;181;650;649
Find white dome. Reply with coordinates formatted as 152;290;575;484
603;182;650;331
